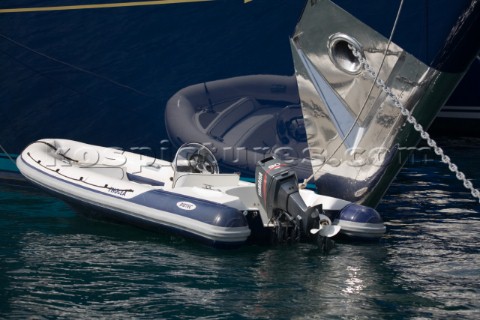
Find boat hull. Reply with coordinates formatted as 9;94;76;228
16;141;251;248
1;0;479;185
290;0;480;207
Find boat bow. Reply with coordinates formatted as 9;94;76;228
290;0;480;206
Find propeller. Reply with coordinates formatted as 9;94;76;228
310;214;341;238
310;224;341;237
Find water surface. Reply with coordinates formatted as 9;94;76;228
1;139;479;319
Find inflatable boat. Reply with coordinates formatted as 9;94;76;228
165;75;314;181
17;139;385;249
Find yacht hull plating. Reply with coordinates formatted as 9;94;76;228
1;0;478;189
290;0;479;207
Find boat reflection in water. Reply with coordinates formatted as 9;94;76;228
167;0;480;208
166;74;314;181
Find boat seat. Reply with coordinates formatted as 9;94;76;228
206;97;257;138
127;165;174;188
126;173;165;187
173;173;240;188
80;166;129;181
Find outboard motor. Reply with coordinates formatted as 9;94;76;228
255;156;323;243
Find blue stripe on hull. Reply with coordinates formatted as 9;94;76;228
30;178;248;249
19;154;250;248
129;189;248;228
20;151;249;229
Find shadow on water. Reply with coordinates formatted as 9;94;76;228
1;138;479;319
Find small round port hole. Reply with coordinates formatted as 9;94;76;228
328;33;364;75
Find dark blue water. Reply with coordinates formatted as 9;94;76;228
1;139;479;319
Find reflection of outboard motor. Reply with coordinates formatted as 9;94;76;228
255;156;318;242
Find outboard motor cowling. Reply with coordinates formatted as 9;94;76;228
255;157;318;240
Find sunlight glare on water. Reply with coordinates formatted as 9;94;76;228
1;139;479;319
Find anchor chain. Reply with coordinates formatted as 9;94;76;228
350;45;480;203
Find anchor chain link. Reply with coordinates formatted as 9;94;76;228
349;45;480;203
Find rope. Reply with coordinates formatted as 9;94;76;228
34;140;79;163
360;0;404;115
0;33;152;98
300;0;405;188
0;143;17;165
26;151;133;194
